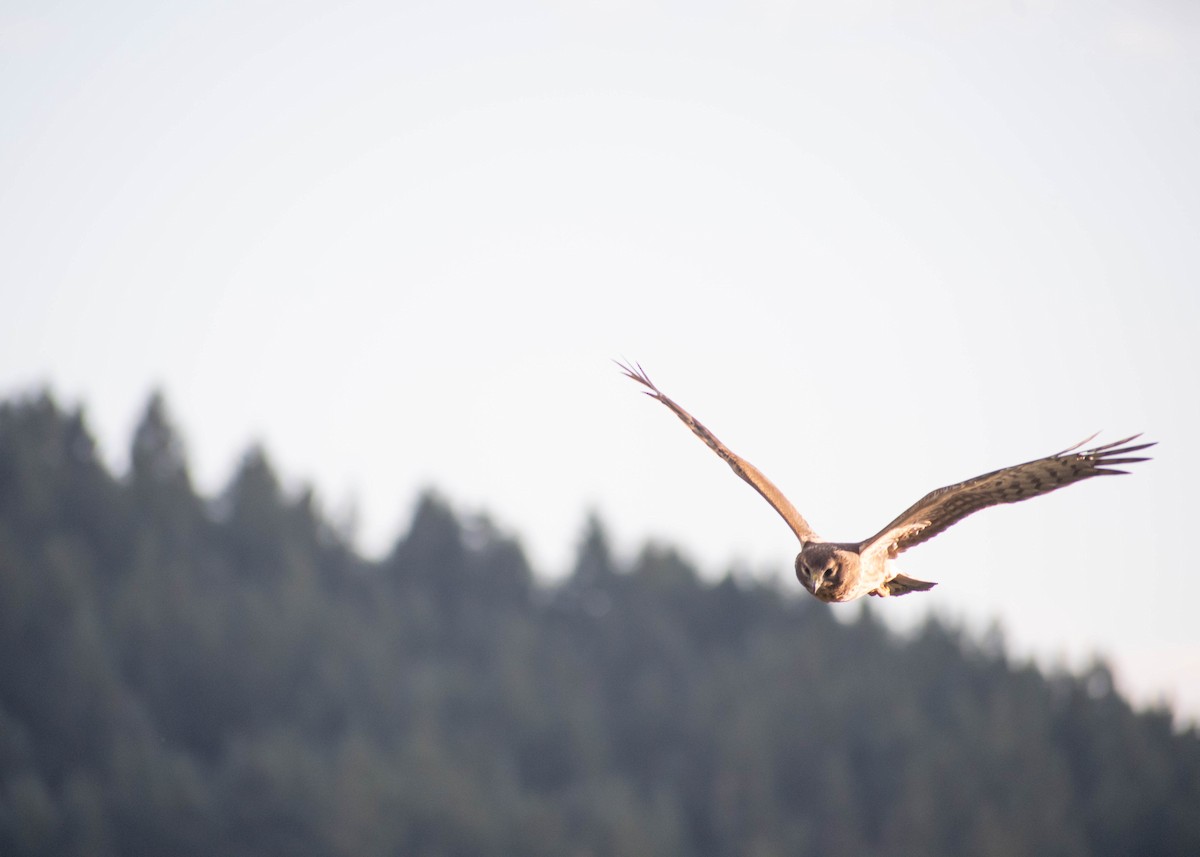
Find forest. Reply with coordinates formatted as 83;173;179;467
0;389;1197;857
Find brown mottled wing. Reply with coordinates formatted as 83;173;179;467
859;434;1155;557
617;361;820;545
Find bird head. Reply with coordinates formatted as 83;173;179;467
795;543;862;602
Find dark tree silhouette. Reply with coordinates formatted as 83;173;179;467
0;389;1196;857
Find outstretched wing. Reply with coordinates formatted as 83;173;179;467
618;361;820;545
859;434;1155;557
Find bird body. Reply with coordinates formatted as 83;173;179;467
618;361;1153;603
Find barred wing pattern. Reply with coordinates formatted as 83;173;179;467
860;434;1156;557
617;361;820;545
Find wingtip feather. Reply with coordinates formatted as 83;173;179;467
1060;434;1156;460
1059;431;1101;454
1091;433;1145;452
615;358;657;391
1106;442;1156;456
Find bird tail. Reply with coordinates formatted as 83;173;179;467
878;574;938;597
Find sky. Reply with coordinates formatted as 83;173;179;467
2;0;1198;721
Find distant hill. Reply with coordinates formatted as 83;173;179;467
1;390;1197;857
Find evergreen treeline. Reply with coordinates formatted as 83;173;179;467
1;390;1197;857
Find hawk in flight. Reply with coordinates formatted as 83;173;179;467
618;362;1154;602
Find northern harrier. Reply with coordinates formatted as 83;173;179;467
618;362;1154;602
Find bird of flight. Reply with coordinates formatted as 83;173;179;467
618;362;1154;603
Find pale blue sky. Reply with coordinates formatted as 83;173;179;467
2;0;1197;719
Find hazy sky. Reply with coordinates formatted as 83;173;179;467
2;0;1197;720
